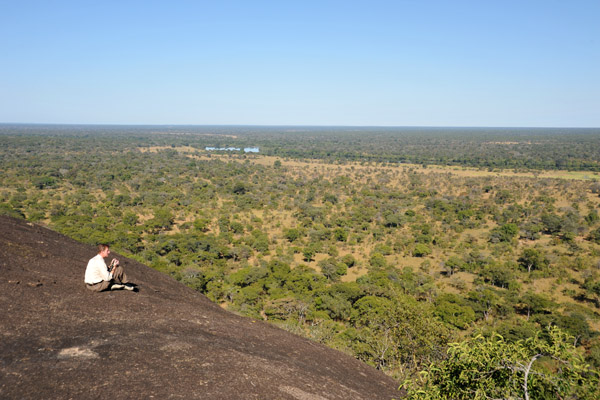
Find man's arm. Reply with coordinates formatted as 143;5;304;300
108;258;119;273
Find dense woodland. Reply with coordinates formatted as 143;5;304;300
2;124;600;398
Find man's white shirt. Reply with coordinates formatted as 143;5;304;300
84;254;113;284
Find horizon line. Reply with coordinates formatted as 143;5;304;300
1;122;599;130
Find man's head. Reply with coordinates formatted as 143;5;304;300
97;244;110;258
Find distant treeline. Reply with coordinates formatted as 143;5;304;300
2;124;600;171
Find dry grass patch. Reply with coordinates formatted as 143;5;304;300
192;153;600;182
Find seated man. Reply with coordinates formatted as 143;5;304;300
85;244;134;291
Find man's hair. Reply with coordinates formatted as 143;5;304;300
97;243;110;253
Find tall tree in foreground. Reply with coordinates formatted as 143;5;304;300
403;326;599;400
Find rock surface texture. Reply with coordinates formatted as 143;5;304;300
0;216;402;399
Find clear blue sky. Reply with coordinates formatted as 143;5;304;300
1;1;599;127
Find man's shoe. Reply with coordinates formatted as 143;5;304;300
123;283;135;291
110;283;125;290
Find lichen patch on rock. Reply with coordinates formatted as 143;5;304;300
57;347;98;359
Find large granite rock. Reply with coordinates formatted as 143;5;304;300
0;216;402;399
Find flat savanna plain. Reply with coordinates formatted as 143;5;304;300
141;146;600;329
142;145;600;180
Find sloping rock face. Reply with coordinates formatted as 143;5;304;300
0;216;402;399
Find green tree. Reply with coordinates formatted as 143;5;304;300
585;209;599;225
434;293;476;329
518;248;549;274
489;223;518;243
541;213;562;234
231;181;248;194
341;254;357;268
302;246;315;262
442;256;464;276
412;243;431;257
589;227;600;244
145;207;174;232
284;228;302;242
403;326;599;400
369;252;387;269
33;175;58;189
351;294;448;374
517;291;557;320
467;286;500;321
333;227;348;242
318;258;341;281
